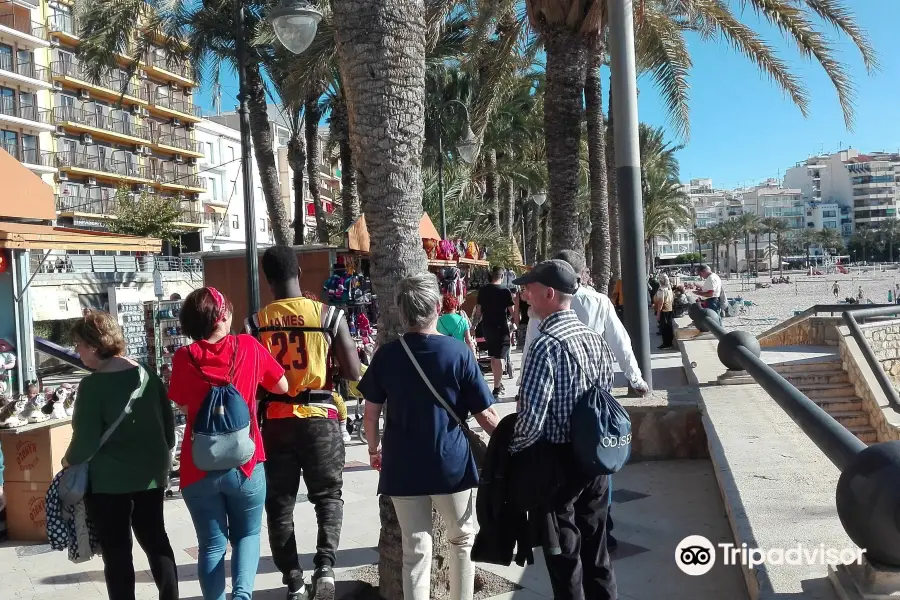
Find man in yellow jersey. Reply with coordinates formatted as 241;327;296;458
247;246;361;600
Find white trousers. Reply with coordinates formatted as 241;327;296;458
391;490;476;600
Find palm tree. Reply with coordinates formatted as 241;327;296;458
642;167;691;273
797;228;820;270
817;227;844;257
586;45;610;289
880;220;900;264
736;213;760;274
763;217;790;275
852;227;880;264
719;221;740;275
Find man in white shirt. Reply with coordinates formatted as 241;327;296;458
521;251;649;393
696;264;723;316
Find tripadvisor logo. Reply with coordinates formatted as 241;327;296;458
675;535;866;576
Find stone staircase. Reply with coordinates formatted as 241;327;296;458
770;358;877;444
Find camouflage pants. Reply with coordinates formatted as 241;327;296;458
262;417;345;593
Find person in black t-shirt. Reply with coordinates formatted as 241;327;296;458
474;267;514;397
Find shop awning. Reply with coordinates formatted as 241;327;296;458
0;222;162;252
0;147;55;221
206;205;227;214
346;213;441;253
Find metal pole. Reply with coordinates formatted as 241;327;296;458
236;1;260;317
437;118;446;240
609;0;652;390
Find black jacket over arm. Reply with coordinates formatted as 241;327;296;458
472;414;564;566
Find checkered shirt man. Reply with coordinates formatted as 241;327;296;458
510;308;614;453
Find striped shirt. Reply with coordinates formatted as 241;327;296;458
510;309;614;453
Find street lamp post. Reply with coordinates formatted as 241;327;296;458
609;0;653;390
232;0;321;320
436;99;477;240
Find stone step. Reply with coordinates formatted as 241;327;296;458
848;425;878;444
812;396;863;413
780;372;850;386
771;360;842;375
792;383;857;399
824;410;871;428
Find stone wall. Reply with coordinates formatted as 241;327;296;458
757;315;843;347
837;325;900;443
860;320;900;381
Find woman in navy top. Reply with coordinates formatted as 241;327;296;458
359;273;500;600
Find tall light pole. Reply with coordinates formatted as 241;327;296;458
436;99;477;240
228;0;321;319
609;0;653;390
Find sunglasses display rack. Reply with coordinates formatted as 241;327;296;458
116;302;151;365
144;299;188;375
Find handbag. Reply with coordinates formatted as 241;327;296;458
399;336;488;468
58;366;148;508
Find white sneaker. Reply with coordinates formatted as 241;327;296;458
312;567;335;600
340;420;351;443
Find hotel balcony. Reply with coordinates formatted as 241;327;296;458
156;167;205;193
51;58;147;105
153;128;203;156
145;53;195;87
2;145;57;174
0;7;49;48
52;105;152;144
0;97;55;132
55;149;154;184
46;12;77;45
148;89;202;122
0;55;52;91
55;192;119;219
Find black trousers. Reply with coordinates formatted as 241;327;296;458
543;455;617;600
85;488;178;600
263;417;345;592
659;311;674;347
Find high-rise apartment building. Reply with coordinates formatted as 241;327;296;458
0;1;208;239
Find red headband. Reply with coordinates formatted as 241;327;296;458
206;287;228;322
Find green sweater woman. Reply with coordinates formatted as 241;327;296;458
64;310;177;600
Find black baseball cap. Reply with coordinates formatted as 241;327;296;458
512;260;578;294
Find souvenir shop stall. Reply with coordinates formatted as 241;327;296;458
0;150;161;540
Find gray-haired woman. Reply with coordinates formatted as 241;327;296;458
359;273;500;600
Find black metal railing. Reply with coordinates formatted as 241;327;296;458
52;106;151;141
842;306;900;413
0;98;51;124
0;54;51;83
46;13;75;36
55;193;119;214
689;303;900;568
51;59;143;99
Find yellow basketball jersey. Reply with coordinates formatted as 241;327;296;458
249;297;342;420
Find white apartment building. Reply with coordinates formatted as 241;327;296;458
209;104;340;244
741;183;805;230
193;119;276;252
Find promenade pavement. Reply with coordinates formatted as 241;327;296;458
1;325;746;600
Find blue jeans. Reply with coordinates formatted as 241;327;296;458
182;463;266;600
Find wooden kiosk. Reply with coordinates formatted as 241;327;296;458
0;149;161;540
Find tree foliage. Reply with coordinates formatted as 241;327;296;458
107;187;189;243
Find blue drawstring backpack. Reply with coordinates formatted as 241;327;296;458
189;336;255;471
547;334;632;475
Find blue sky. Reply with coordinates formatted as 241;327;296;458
196;1;898;190
632;0;899;189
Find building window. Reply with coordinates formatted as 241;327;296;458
823;210;836;218
209;178;219;202
228;146;235;161
206;141;215;163
259;218;266;232
232;214;239;229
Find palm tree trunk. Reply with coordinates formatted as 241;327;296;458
527;202;539;263
754;234;759;276
332;0;433;595
305;96;329;243
544;26;587;254
768;232;773;273
606;86;620;294
586;46;611;292
287;131;306;245
501;178;514;238
779;236;785;275
539;207;550;261
332;97;360;229
485;150;499;231
246;61;291;246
